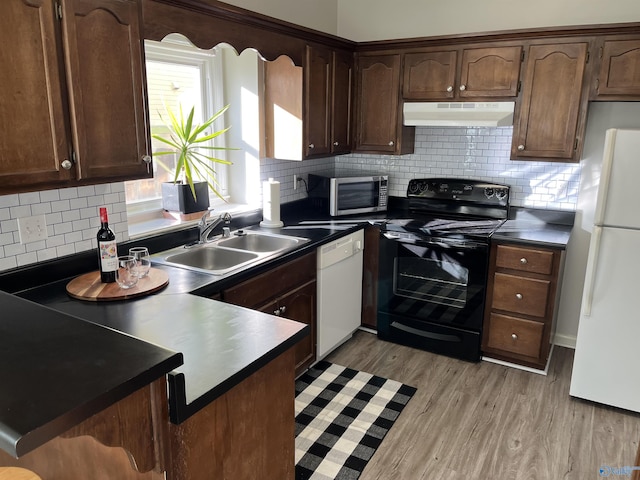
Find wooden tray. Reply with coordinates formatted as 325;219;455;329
66;268;169;302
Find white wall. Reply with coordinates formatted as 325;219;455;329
222;0;640;42
555;103;640;347
339;0;640;41
219;0;338;35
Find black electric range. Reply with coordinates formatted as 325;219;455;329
377;178;510;361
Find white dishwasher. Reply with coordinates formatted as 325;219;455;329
316;228;364;360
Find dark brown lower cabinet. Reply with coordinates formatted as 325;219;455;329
482;242;565;370
222;252;317;376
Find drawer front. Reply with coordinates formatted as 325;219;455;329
495;244;554;275
492;272;550;318
486;313;544;358
223;252;316;308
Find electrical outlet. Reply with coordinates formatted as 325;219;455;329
18;215;48;244
293;174;298;190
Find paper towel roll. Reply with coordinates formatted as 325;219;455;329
260;178;284;228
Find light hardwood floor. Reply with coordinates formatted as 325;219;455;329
325;330;640;480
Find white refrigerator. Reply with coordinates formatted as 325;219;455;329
570;128;640;413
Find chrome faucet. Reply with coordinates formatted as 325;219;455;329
198;210;232;244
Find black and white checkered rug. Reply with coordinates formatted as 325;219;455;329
294;361;417;480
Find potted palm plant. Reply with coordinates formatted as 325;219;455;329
152;104;234;214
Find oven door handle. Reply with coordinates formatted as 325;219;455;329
391;321;463;343
383;233;487;251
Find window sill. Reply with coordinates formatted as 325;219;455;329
127;203;260;240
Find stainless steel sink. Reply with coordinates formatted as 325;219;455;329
151;230;310;275
217;233;302;252
164;247;259;274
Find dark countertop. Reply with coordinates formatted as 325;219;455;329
0;200;573;456
1;214;369;436
0;291;183;458
491;207;575;249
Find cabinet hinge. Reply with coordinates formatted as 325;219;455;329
595;78;600;91
599;46;604;59
72;150;77;164
586;51;590;64
55;2;62;19
517;80;522;93
520;51;525;62
574;138;579;151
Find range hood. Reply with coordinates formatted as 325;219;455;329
403;101;515;127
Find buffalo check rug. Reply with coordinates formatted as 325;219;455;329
294;361;417;480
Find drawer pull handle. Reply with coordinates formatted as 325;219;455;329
511;333;518;341
515;293;523;300
520;257;528;264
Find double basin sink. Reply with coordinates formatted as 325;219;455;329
151;230;310;275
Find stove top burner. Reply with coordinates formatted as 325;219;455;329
384;216;504;244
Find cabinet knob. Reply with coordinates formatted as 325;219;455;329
308;143;315;149
515;293;523;300
61;159;73;170
446;85;453;92
388;141;394;146
459;84;466;91
517;144;525;151
511;333;518;341
333;141;339;146
273;308;281;316
279;305;287;315
141;154;152;173
520;257;528;264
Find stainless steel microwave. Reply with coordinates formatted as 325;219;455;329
308;173;389;216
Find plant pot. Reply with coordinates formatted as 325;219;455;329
161;181;210;214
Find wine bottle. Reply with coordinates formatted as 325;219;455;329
97;207;117;283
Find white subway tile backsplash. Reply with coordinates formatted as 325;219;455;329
0;183;128;272
0;195;19;209
19;192;40;205
0;126;581;272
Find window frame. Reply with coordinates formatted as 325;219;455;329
126;36;229;220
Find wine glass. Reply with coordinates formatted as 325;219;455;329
115;255;139;289
129;246;151;278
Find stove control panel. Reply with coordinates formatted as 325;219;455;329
407;178;510;206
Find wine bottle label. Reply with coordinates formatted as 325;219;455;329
99;240;118;272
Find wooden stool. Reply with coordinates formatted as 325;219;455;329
0;467;42;480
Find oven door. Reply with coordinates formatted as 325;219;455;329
377;232;489;361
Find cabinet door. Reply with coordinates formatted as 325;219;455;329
459;46;522;98
355;54;409;153
331;50;353;154
61;0;151;181
0;1;74;192
403;50;457;100
260;281;316;377
512;42;589;161
304;45;332;157
595;37;640;99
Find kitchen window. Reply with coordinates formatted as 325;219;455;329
125;35;230;230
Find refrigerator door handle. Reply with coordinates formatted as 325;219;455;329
593;129;617;225
582;225;603;317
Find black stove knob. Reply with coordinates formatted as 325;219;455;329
495;189;508;200
484;188;495;199
408;181;420;194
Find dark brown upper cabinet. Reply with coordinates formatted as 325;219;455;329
354;54;414;154
512;41;591;162
0;0;151;195
403;45;523;100
330;50;354;155
593;36;640;100
304;45;353;158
